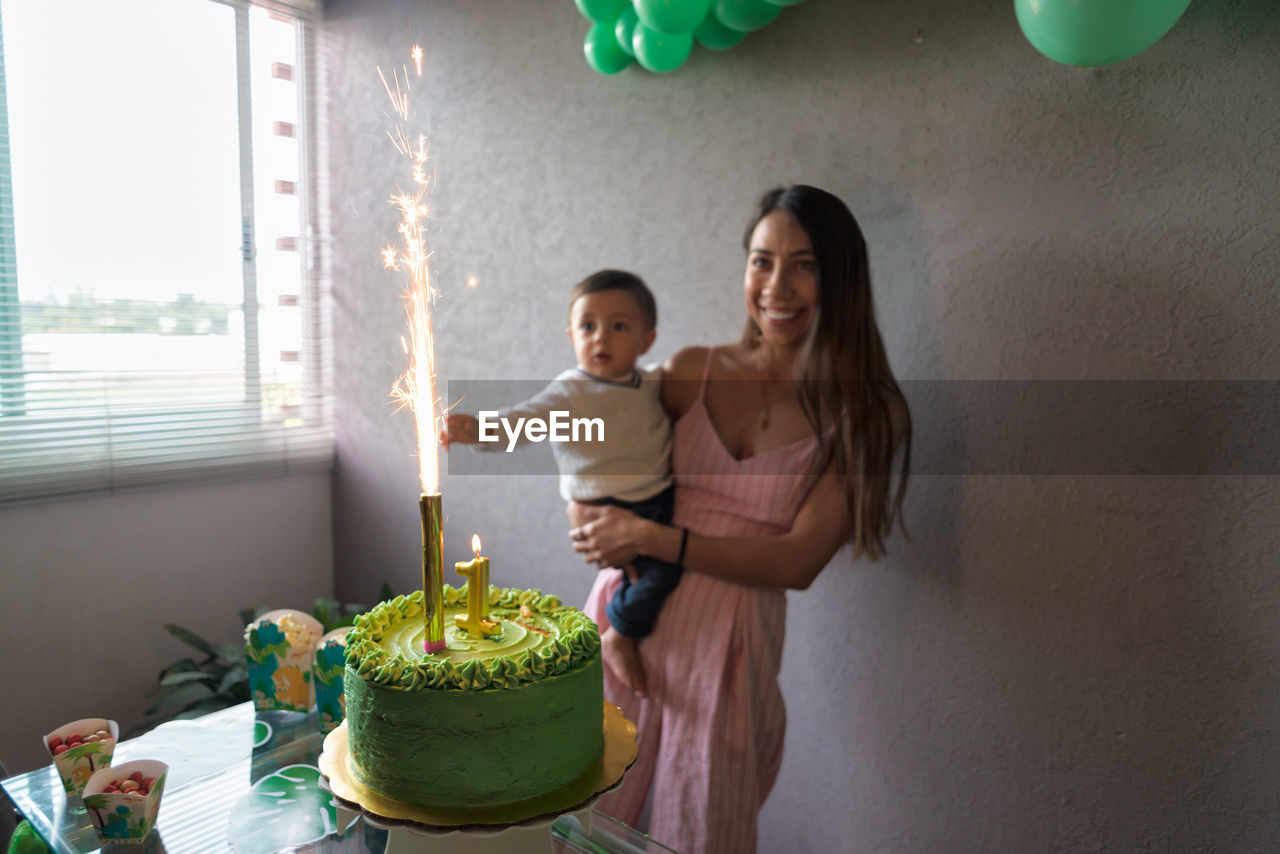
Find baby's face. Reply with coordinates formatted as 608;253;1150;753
567;290;656;381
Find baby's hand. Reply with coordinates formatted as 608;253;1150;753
440;413;481;447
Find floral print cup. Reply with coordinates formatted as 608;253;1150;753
245;609;322;712
44;718;118;797
313;626;352;733
83;759;168;844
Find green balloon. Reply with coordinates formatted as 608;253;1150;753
636;0;711;35
1014;0;1192;66
574;0;628;25
615;6;639;57
585;20;634;74
9;822;51;854
694;10;746;50
632;23;694;73
714;0;781;32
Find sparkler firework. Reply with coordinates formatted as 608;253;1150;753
381;49;446;653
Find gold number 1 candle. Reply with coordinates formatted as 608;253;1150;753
454;534;501;638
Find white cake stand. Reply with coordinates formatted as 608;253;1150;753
317;702;637;854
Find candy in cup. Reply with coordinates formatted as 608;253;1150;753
44;718;118;799
82;759;168;845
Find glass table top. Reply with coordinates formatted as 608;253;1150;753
2;703;675;853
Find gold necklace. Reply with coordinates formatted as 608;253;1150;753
757;380;792;430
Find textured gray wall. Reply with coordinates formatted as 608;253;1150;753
0;474;333;773
324;1;1279;850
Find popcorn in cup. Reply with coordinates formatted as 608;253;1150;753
44;718;118;798
245;609;323;712
83;759;167;844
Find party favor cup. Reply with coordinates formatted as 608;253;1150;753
44;718;118;797
83;759;168;845
313;626;352;733
245;609;323;712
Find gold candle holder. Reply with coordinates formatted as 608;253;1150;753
420;492;446;653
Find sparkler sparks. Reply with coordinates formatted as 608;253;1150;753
383;50;440;494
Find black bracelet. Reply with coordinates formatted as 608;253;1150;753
676;527;690;568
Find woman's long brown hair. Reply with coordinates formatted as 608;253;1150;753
741;185;911;559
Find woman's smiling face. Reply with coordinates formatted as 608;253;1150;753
743;208;819;348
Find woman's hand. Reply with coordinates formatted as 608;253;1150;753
565;500;600;530
569;504;649;570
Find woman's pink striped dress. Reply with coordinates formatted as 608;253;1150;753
585;350;824;854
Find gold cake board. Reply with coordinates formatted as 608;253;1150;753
318;702;637;854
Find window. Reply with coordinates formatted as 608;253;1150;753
0;0;329;504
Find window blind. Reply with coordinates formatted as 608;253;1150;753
0;0;331;505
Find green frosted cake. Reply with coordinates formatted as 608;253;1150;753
342;586;604;808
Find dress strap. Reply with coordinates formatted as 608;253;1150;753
698;347;716;399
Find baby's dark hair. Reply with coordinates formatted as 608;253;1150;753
569;269;656;331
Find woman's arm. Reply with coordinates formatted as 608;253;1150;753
571;467;851;591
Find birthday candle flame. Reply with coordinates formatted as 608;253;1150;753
383;51;440;494
472;534;482;555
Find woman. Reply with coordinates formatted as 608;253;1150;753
569;185;911;853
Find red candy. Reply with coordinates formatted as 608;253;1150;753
48;728;114;759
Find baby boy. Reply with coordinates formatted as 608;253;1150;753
443;269;677;695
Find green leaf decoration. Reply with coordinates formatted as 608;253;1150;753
228;765;344;854
165;624;215;655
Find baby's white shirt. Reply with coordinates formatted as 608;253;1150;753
475;365;672;503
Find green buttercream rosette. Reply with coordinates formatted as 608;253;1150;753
344;586;599;691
